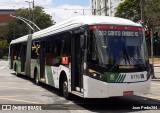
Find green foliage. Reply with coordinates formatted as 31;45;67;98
0;39;8;50
144;0;160;46
2;56;8;61
4;6;53;43
115;0;140;22
144;0;160;27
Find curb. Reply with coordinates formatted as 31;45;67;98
151;78;160;81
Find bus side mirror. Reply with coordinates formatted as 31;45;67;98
80;35;86;50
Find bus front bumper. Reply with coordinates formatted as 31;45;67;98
83;75;151;98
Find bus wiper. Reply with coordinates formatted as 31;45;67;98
129;57;145;69
124;47;131;65
109;48;131;71
109;56;124;71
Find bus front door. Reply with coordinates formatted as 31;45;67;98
71;33;83;92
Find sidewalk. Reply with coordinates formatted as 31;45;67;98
154;61;160;67
152;60;160;80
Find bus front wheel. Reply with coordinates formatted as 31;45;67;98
62;80;70;99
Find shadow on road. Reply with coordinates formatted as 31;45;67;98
11;73;160;111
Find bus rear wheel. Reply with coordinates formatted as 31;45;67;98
14;64;19;76
34;70;40;85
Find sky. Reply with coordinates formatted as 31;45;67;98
0;0;91;23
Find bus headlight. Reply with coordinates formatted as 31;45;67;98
89;70;106;81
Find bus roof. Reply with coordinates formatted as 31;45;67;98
10;35;28;44
10;15;142;44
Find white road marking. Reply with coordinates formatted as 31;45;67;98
0;97;47;104
0;66;7;69
151;83;160;86
0;86;45;91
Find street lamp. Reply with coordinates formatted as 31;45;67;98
65;8;90;15
74;11;83;15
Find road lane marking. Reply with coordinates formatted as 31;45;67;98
151;87;160;90
0;82;32;84
0;97;47;104
0;66;7;69
0;86;45;91
151;83;160;86
0;95;38;98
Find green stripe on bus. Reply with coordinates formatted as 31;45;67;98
46;66;54;86
104;72;126;83
116;74;121;82
119;74;123;82
121;74;126;82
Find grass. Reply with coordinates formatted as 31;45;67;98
2;56;8;61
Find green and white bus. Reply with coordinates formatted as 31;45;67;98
9;16;151;99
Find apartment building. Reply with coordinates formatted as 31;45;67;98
90;0;124;16
0;9;15;38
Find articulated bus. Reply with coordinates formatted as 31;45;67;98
9;16;151;99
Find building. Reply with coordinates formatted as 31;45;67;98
90;0;124;16
0;9;15;38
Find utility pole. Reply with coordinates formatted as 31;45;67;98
32;0;35;32
150;28;156;79
104;0;107;16
140;0;145;22
25;1;32;34
108;0;111;16
83;9;84;15
13;6;16;39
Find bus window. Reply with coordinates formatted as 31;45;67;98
46;37;58;66
12;43;21;60
89;31;99;64
31;41;40;59
45;33;71;66
60;33;71;65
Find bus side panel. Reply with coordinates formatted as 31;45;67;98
25;35;32;77
30;61;39;79
45;65;55;87
13;60;21;73
58;65;71;92
83;75;109;98
44;65;70;91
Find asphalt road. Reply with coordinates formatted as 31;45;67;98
0;60;160;113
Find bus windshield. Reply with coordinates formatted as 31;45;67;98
92;26;148;71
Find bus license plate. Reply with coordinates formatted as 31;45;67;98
123;91;133;96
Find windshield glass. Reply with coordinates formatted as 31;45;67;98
90;25;148;71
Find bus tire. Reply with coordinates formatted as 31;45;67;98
34;69;40;85
62;79;71;100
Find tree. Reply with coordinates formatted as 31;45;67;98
0;39;8;50
4;6;54;43
115;0;141;22
144;0;160;27
0;39;9;58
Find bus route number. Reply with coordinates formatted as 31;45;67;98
99;31;139;37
